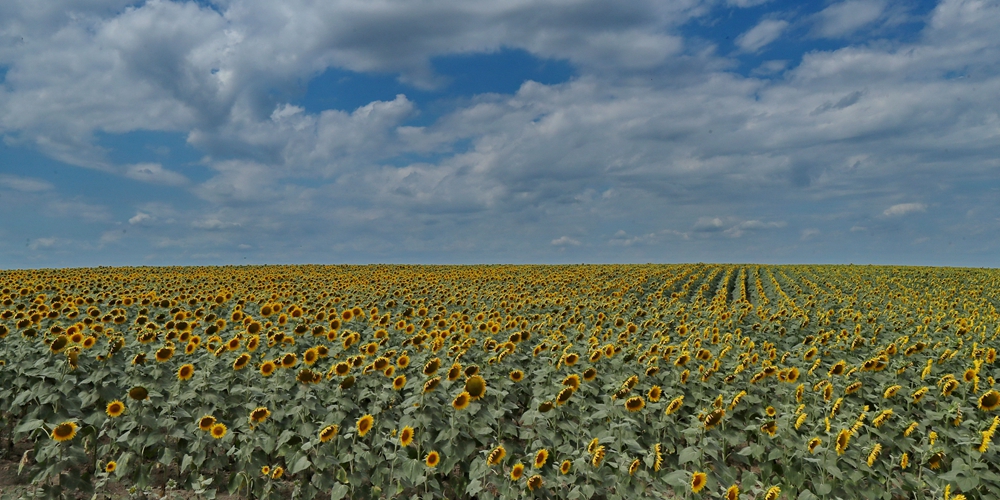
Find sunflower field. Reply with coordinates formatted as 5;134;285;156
1;264;1000;499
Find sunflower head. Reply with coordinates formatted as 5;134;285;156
399;426;414;447
453;391;471;410
233;353;251;371
487;445;506;465
691;471;707;493
210;423;227;439
423;358;441;376
527;474;544;491
154;347;174;362
764;486;781;500
625;396;645;412
510;370;525;382
510;462;525;480
51;421;78;442
357;414;374;437
465;375;487;399
128;386;149;401
105;461;116;473
198;415;216;431
281;353;297;368
393;374;407;390
448;363;462;381
583;367;598;381
726;485;739;500
422;376;441;393
249;407;271;424
533;449;549;468
980;390;1000;411
425;451;440;468
260;360;277;377
271;466;284;479
106;400;125;418
704;409;725;430
319;424;339;443
559;460;571;474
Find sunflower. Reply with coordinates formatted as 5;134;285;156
210;423;227;439
704;409;725;430
281;353;297;369
786;367;800;383
884;385;902;398
466;375;487;400
665;396;684;416
106;400;125;418
51;421;78;442
653;443;663;471
527;474;543;491
867;443;882;467
128;386;149;401
691;471;707;493
105;461;116;473
765;406;777;417
807;437;822;453
486;445;507;466
559;459;571;474
249;407;270;424
231;353;251;371
534;449;549;468
836;429;851;455
271;466;284;479
795;413;807;430
453;391;471;410
357;414;374;437
900;452;909;469
448;363;462;381
648;386;662;402
625;396;645;412
583;367;598;381
511;462;525;480
764;486;781;500
725;485;739;500
50;336;69;353
591;446;605;466
980;390;1000;411
423;376;441;393
538;401;554;412
845;381;863;394
628;458;640;476
761;421;778;437
260;360;277;377
425;451;440;468
132;353;147;365
423;358;441;376
198;415;216;431
391;374;407;391
556;387;574;406
319;424;339;443
185;342;197;355
399;426;414;447
912;387;929;403
965;368;978;383
562;374;581;390
155;347;174;363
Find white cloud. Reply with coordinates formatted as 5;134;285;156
124;163;189;186
28;237;58;250
551;236;581;246
883;203;926;217
727;0;772;7
812;0;886;38
736;19;788;53
0;174;54;192
801;228;820;240
128;212;151;224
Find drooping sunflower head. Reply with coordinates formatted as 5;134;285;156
51;421;78;442
249;407;270;424
198;415;216;431
465;375;487;400
128;386;149;401
764;485;781;500
453;391;471;410
583;367;598;381
233;353;251;371
271;466;284;479
527;474;544;491
625;396;645;412
106;400;125;418
761;421;778;437
629;458;640;476
556;387;574;406
423;376;441;393
665;396;684;416
980;390;1000;411
399;426;414;447
423;358;441;376
319;424;339;443
155;347;174;363
487;445;506;465
836;429;851;455
808;437;821;453
587;437;601;454
538;401;554;412
562;374;581;391
704;409;725;430
448;363;462;381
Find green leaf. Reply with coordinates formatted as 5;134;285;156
678;447;700;464
290;455;312;474
797;489;820;500
663;469;688;488
330;483;350;500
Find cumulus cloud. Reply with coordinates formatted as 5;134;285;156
811;0;887;38
124;163;189;186
128;212;151;225
0;174;54;192
551;236;581;246
736;19;789;53
883;203;926;217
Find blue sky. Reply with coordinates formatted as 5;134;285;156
1;0;999;269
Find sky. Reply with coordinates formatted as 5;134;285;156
1;0;999;269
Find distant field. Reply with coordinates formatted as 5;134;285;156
0;264;998;499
